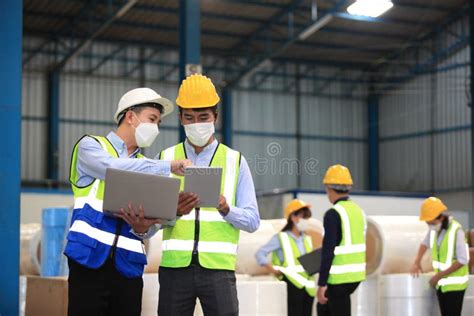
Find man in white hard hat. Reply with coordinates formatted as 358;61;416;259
64;87;198;316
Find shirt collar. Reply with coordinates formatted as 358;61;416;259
107;131;140;157
334;196;350;205
288;231;305;240
184;138;218;156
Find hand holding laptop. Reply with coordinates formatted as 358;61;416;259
177;192;200;216
217;195;230;216
115;203;162;234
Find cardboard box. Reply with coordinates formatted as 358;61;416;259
25;276;68;316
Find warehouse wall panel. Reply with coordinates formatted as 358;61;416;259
379;38;471;193
22;37;369;191
233;135;298;191
22;72;47;180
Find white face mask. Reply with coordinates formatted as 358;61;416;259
295;218;310;232
184;122;215;147
133;114;159;148
429;223;442;231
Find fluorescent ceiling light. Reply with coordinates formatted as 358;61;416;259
347;0;393;18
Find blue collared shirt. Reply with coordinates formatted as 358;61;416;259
76;131;171;187
255;231;308;266
155;138;260;233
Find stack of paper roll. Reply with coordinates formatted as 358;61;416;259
20;223;42;275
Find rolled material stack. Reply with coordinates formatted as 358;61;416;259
20;223;42;276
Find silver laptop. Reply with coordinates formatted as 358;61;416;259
103;168;180;220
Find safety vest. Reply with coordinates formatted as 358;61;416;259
272;232;316;296
327;200;366;285
159;142;241;270
431;219;469;293
64;135;147;278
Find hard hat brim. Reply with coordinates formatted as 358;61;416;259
176;99;220;109
153;97;174;117
114;96;174;123
419;213;438;222
286;204;312;218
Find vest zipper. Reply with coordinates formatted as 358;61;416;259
110;219;123;259
185;143;220;265
192;207;200;262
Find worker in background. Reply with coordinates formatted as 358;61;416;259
316;164;366;316
410;197;469;316
157;74;260;316
255;199;316;316
65;87;196;316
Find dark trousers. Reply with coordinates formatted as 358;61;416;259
316;282;360;316
67;258;143;316
284;277;314;316
158;265;238;316
437;289;465;316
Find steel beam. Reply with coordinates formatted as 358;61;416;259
222;89;232;147
225;0;349;88
179;0;201;141
0;0;21;314
470;1;474;228
47;71;60;180
53;0;138;71
368;91;379;191
87;44;127;74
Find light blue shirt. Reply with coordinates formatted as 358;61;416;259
155;139;260;233
255;231;308;266
76;131;171;187
74;131;172;239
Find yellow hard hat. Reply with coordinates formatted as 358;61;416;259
419;197;447;221
284;199;311;218
176;74;220;108
323;164;353;185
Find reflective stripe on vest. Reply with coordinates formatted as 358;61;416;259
159;142;241;270
272;232;316;296
65;135;146;278
73;179;104;211
69;220;143;253
328;201;366;285
431;220;469;293
162;239;238;254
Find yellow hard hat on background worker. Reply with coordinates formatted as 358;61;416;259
176;74;220;108
323;164;353;186
419;197;447;221
284;199;312;218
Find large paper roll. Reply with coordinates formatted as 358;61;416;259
20;224;42;275
367;216;432;275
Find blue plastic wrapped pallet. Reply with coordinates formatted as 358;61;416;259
41;207;70;277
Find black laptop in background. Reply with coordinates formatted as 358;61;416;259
297;247;323;275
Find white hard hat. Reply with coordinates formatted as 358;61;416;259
114;87;174;123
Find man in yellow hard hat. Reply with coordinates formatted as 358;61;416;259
255;199;315;316
156;74;260;315
316;164;366;316
410;197;469;316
